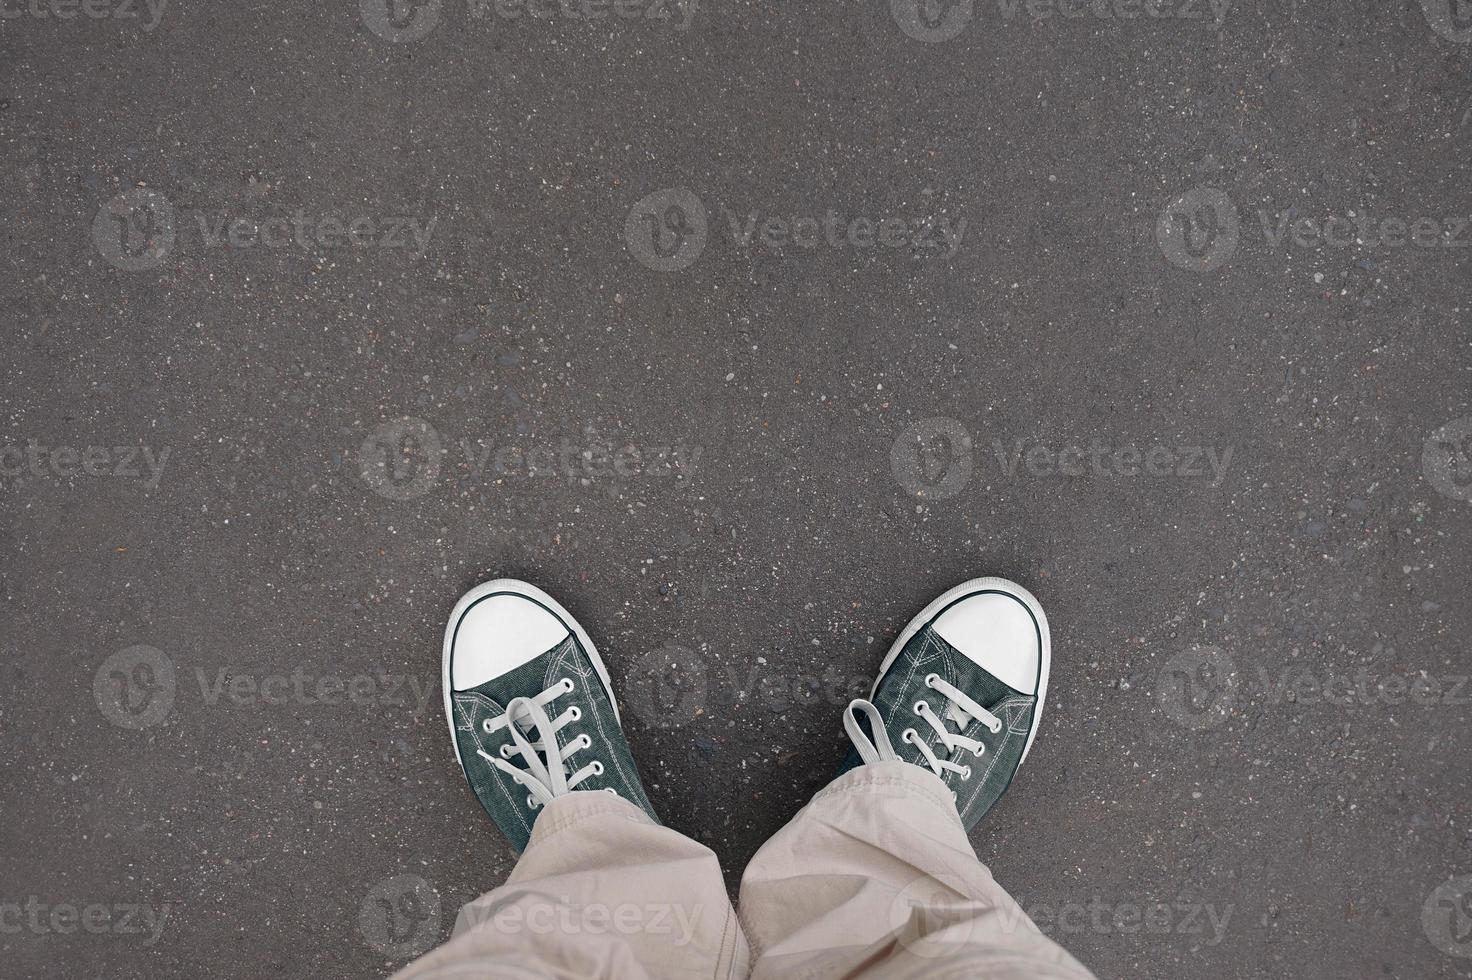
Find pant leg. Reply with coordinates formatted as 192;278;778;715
738;760;1097;980
394;791;749;980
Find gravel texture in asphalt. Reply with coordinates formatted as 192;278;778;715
2;1;1471;977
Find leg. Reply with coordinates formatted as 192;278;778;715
395;791;746;979
740;578;1097;980
740;761;1092;980
396;579;748;979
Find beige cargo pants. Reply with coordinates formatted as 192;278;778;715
393;760;1097;980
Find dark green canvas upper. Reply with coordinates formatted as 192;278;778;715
841;622;1039;829
450;633;657;852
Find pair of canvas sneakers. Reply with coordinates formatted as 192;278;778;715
443;576;1051;851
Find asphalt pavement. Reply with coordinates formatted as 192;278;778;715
2;0;1471;977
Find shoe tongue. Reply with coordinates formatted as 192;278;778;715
944;703;973;728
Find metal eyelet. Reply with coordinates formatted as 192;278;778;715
901;728;919;745
990;721;1003;735
604;787;618;796
578;734;592;749
961;765;973;779
913;700;929;715
526;795;539;809
590;761;604;775
924;673;940;688
482;719;495;734
561;677;575;693
499;744;514;759
567;706;582;721
973;745;985;758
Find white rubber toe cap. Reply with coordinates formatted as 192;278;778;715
931;591;1043;695
449;592;570;692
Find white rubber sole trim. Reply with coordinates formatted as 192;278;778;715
871;576;1052;769
441;578;621;778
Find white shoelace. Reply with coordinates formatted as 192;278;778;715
845;672;1004;782
475;678;609;810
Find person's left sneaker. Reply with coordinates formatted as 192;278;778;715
441;578;659;852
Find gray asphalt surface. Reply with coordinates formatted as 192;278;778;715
3;0;1472;977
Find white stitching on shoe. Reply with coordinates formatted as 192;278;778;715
455;695;532;837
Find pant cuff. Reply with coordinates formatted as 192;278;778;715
810;759;964;826
524;789;653;850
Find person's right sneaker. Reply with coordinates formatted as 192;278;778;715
840;576;1051;829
